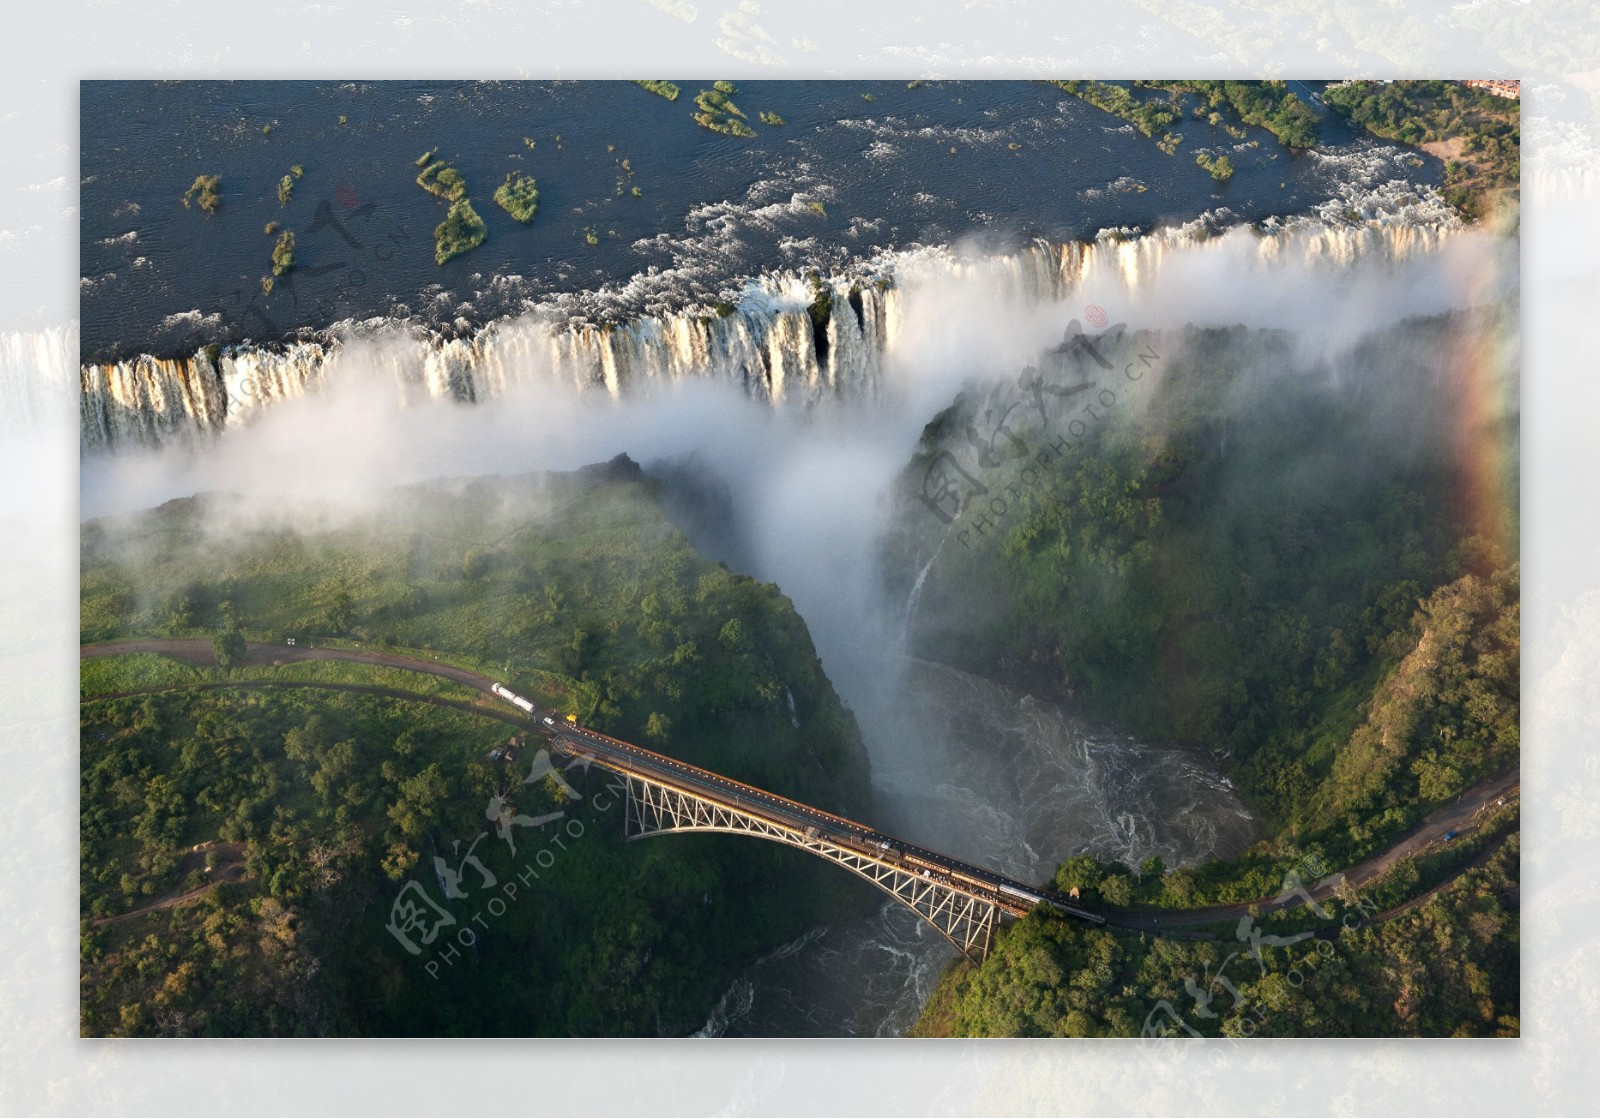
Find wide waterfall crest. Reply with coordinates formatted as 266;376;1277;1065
79;215;1460;454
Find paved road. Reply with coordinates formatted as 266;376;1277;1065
1104;769;1520;931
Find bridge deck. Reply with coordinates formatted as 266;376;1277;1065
548;718;1063;919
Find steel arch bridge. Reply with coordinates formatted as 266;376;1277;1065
487;680;1102;965
620;770;1014;963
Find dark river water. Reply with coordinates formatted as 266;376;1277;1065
80;79;1433;362
696;659;1257;1037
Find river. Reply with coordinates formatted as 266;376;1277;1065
696;657;1257;1036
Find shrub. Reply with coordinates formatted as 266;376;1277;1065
493;172;540;223
433;199;487;264
416;160;468;202
270;231;296;276
1195;151;1235;182
632;80;680;101
181;175;221;214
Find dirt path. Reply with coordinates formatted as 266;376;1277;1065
82;676;529;731
82;637;498;691
92;842;247;927
81;641;535;926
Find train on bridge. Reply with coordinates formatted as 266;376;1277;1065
487;680;1104;930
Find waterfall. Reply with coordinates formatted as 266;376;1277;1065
901;533;949;647
2;324;77;435
78;215;1463;455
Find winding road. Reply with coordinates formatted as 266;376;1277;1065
81;638;1519;935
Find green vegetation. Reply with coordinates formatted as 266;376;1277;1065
1322;80;1520;218
492;172;540;223
632;80;680;101
915;834;1518;1037
583;226;600;246
1048;81;1184;152
415;156;468;203
894;313;1518;1035
212;629;246;668
413;152;486;264
432;199;487;265
693;82;757;138
900;320;1516;859
612;156;637;198
1053;80;1318;155
263;221;279;237
1138;80;1319;149
180;174;221;214
80;464;874;1036
270;231;295;276
1195;151;1235;182
759;111;786;126
80;651;486;706
260;276;273;295
277;175;295;206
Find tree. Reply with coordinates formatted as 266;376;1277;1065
1099;874;1133;906
212;629;246;669
718;618;748;650
1053;854;1102;894
181;174;221;213
644;712;671;745
387;764;450;840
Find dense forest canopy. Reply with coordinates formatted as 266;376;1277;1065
889;311;1519;1036
80;460;875;1035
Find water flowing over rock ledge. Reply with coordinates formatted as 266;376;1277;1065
79;212;1463;455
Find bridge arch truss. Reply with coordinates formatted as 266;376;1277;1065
621;772;1006;963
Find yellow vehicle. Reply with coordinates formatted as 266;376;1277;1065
565;713;578;725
